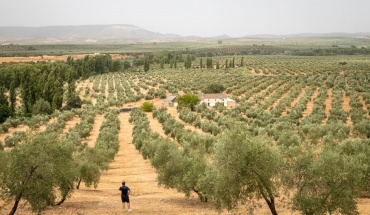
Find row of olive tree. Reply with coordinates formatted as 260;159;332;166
130;107;370;215
129;108;208;201
0;109;120;214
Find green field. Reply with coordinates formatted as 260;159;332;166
1;37;369;57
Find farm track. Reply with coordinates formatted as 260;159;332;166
342;90;353;125
250;81;285;109
239;78;274;101
0;117;56;144
322;88;333;124
282;87;307;116
85;115;104;147
77;81;87;98
166;108;208;135
42;112;234;215
61;117;81;135
103;79;109;103
0;125;29;143
334;75;339;84
264;82;286;101
267;85;292;111
261;83;287;110
249;68;257;75
38;118;56;133
302;87;319;118
113;75;118;101
145;112;169;139
359;94;370;117
5;108;370;215
78;79;96;105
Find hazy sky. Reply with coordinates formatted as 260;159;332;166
1;0;370;37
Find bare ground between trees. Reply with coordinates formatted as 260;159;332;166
302;87;319;118
322;88;333;124
282;87;306;116
2;104;370;214
2;70;370;213
39;112;235;215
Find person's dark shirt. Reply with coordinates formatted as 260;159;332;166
119;185;130;196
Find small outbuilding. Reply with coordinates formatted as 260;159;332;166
162;95;178;107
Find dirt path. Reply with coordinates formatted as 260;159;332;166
267;85;291;111
322;88;333;124
0;117;56;143
302;87;319;118
42;112;232;215
342;90;353;125
103;78;109;104
85;115;104;147
359;94;369;117
239;78;272;101
282;87;306;116
113;75;119;102
0;125;29;143
5;108;370;215
249;68;257;75
61;117;81;135
145;112;168;139
166;107;207;135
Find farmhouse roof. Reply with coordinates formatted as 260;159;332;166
199;94;227;100
165;95;178;101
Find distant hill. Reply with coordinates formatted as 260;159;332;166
0;24;185;44
1;24;369;44
242;32;370;39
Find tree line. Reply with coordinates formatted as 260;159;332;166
0;54;128;122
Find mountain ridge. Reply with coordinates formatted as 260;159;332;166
1;24;369;44
241;32;370;39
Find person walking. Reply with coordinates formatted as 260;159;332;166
119;181;132;212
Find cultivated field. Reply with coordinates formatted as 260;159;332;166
1;54;370;215
0;54;133;64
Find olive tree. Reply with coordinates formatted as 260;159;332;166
151;141;208;201
176;94;200;111
75;147;109;189
202;83;225;94
282;140;369;215
202;125;282;215
0;132;75;215
32;98;52;115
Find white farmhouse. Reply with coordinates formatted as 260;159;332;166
198;94;236;108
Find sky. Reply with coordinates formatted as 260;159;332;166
1;0;370;37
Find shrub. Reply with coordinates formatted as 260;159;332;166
4;136;15;147
202;83;225;94
141;102;154;112
63;96;82;110
8;118;21;128
32;99;52;115
0;104;13;123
